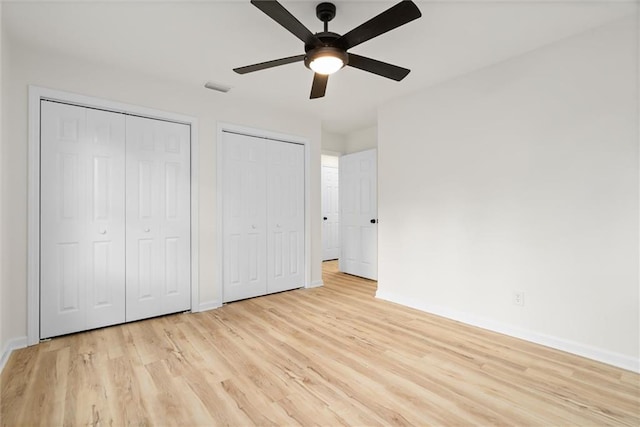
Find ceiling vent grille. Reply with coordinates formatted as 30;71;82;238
204;81;231;93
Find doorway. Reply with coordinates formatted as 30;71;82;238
322;149;378;281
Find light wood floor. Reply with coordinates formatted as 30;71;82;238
2;261;639;426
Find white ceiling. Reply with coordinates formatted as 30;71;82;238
2;0;636;134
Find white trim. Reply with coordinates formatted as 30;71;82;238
376;290;640;373
27;88;41;346
190;118;200;314
27;85;200;346
0;337;28;374
216;122;312;304
215;125;224;308
309;280;324;288
321;149;343;157
198;300;222;312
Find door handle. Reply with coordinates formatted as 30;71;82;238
99;229;107;235
370;219;378;224
323;217;328;220
144;228;151;233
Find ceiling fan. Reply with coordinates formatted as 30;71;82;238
233;0;422;99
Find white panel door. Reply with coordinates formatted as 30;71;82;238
339;149;378;280
267;141;305;293
321;165;340;261
125;116;191;321
222;132;268;302
40;101;126;338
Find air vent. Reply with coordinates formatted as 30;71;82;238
204;81;231;93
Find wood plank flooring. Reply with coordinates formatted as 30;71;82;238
2;260;639;426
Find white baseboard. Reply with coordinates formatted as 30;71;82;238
1;336;28;374
198;300;222;312
308;280;324;288
376;290;639;373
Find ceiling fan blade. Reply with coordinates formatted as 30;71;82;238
310;73;328;99
251;0;322;47
335;0;421;51
233;54;305;74
347;53;410;81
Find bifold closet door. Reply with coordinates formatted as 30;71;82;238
41;103;192;338
125;115;191;322
40;101;126;338
221;131;304;303
266;140;305;293
221;132;268;302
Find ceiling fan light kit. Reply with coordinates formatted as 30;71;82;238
233;0;422;99
305;47;348;75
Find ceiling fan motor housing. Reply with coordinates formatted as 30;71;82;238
304;32;339;50
304;31;348;71
316;2;336;23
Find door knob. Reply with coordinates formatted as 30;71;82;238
370;219;378;224
276;224;281;228
251;224;256;229
144;228;151;232
99;229;107;235
323;217;328;220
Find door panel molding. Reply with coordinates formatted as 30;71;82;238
27;86;199;345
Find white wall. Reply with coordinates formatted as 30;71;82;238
345;125;377;154
321;124;376;155
1;39;323;353
321;128;346;154
377;17;639;371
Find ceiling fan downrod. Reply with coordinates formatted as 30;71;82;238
316;2;336;33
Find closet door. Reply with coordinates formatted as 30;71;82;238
40;101;126;338
125;116;191;321
267;141;305;293
221;132;268;302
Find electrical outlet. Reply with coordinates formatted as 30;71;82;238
513;291;525;306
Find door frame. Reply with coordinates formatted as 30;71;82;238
216;123;312;302
27;86;200;346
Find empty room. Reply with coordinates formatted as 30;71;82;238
1;0;639;425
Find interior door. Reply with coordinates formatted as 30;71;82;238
221;132;268;302
339;149;378;280
321;164;340;261
267;140;305;293
40;101;126;338
125;115;191;321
